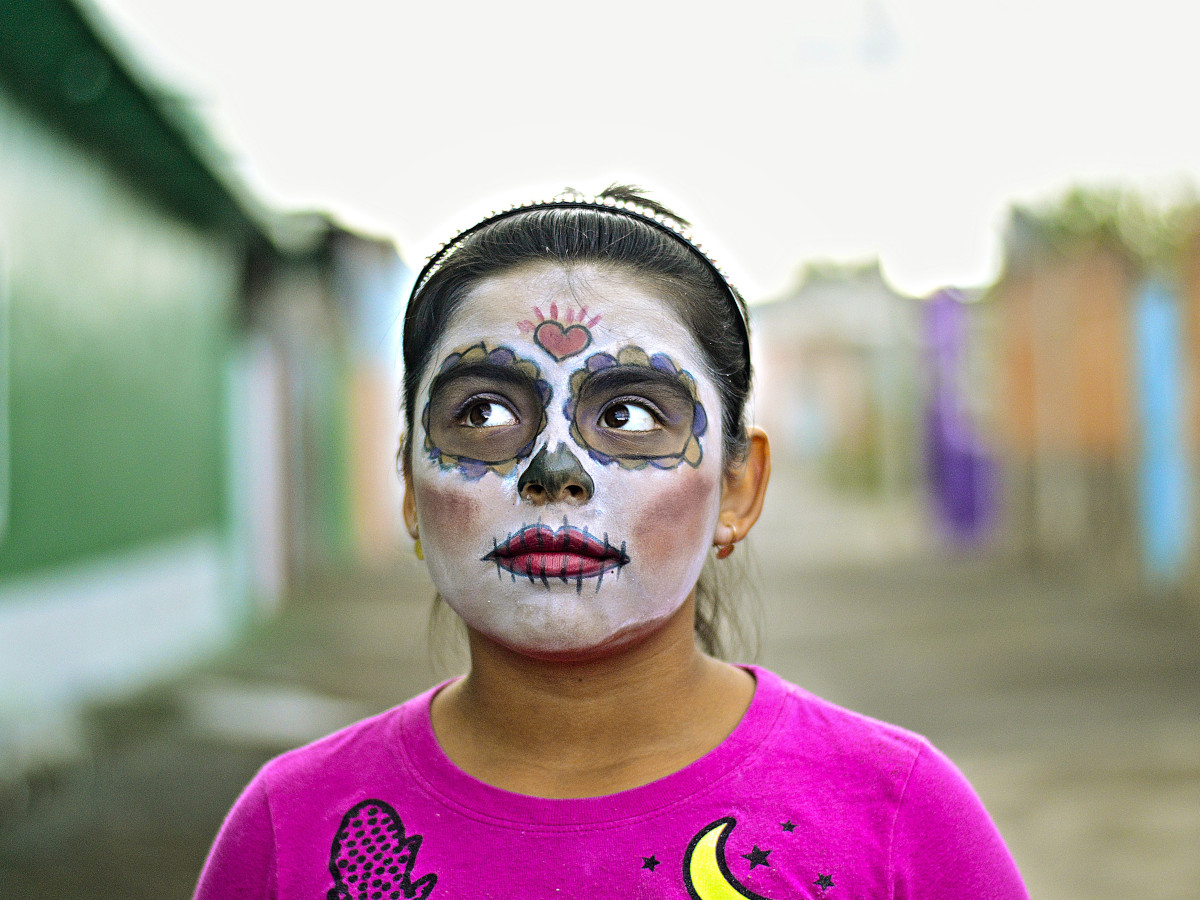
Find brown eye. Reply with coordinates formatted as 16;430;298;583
600;402;656;432
463;400;517;428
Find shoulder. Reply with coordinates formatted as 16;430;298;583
255;684;437;796
195;686;445;900
750;665;929;786
196;708;414;900
889;741;1028;897
747;668;1027;898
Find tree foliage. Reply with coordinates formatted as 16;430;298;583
1003;185;1200;275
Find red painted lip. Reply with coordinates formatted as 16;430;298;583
483;524;629;585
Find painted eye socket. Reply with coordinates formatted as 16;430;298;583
571;365;697;461
599;401;658;432
427;373;546;464
462;398;518;428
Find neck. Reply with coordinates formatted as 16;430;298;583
429;598;754;798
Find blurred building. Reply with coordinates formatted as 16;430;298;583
752;260;923;495
0;0;407;775
754;188;1200;596
242;217;408;579
992;220;1138;567
989;193;1198;596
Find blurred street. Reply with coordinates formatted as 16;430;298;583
1;469;1197;900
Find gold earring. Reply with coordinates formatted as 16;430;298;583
414;538;424;560
715;524;737;560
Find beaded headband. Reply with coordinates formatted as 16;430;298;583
408;192;750;364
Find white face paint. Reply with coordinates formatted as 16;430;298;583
409;263;727;658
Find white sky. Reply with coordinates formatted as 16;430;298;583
90;0;1200;298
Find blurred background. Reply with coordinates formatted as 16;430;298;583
0;1;1197;898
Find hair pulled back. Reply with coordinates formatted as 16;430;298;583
402;185;756;658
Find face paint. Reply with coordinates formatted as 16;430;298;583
515;442;595;505
565;346;706;470
483;520;629;590
421;343;551;480
410;264;726;658
517;302;602;361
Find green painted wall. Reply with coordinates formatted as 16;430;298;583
0;91;240;582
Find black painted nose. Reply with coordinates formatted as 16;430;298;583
517;443;594;505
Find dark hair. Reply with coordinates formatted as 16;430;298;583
402;185;756;658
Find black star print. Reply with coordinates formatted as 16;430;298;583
814;873;835;890
742;846;771;869
641;855;660;871
781;820;796;832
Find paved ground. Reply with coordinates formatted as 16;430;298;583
1;469;1197;899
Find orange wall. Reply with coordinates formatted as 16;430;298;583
996;247;1135;462
1180;234;1200;451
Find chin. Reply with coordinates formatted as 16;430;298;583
479;602;685;663
499;626;645;662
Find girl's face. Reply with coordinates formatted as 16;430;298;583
406;263;727;659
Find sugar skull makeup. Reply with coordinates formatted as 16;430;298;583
566;346;706;470
408;264;727;658
422;343;551;479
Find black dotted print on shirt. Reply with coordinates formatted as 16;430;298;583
327;799;438;900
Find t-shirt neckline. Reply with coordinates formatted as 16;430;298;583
394;664;787;828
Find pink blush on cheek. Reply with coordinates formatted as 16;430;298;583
629;468;719;567
416;482;482;545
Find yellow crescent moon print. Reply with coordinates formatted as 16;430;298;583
683;817;771;900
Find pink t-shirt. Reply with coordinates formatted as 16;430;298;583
195;666;1027;899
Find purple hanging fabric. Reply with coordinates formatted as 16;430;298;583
923;289;997;542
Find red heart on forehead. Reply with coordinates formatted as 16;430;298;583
534;321;592;360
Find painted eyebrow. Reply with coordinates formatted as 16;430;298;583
430;361;540;398
577;365;695;406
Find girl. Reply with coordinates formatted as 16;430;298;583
196;186;1027;899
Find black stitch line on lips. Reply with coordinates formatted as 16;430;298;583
573;528;588;600
581;526;593;594
559;554;569;584
539;559;549;588
493;537;502;579
597;534;611;592
511;528;520;585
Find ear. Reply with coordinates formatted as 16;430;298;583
713;427;771;547
399;436;419;540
